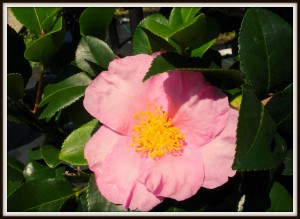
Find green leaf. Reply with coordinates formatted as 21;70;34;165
270;133;288;178
180;7;202;23
140;27;177;53
7;73;24;101
133;27;151;54
133;14;171;54
75;36;115;76
40;145;61;168
24;16;66;63
77;192;88;212
190;16;220;57
23;160;56;181
86;175;126;211
59;120;99;165
7;25;32;86
41;8;61;33
7;179;76;212
266;84;293;130
267;182;293;212
79;7;115;40
7;155;24;181
143;19;171;39
239;8;292;97
282;149;293;176
143;52;209;81
232;85;277;171
28;147;43;160
65;97;93;128
55;166;68;182
143;53;243;88
169;14;206;51
8;181;23;197
38;72;91;119
168;7;201;28
11;7;61;36
272;133;288;166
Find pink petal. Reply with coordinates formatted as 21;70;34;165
138;147;205;201
201;108;238;189
83;54;168;135
164;71;230;148
84;125;122;170
94;135;162;211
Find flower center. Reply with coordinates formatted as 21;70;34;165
131;103;185;159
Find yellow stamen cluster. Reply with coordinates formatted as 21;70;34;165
131;103;185;159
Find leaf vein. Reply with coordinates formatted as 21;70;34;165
33;8;42;33
257;13;271;93
243;104;265;157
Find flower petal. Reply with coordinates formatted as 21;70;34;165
83;54;168;135
138;148;205;201
201;108;238;189
84;125;121;170
164;71;230;148
94;135;162;211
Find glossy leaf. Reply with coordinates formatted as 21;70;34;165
141;27;177;53
168;7;201;28
143;53;243;88
7;179;76;212
180;7;202;23
86;175;126;212
7;155;24;181
55;166;68;182
76;192;88;212
7;155;24;197
190;16;220;57
169;14;206;51
267;182;293;212
79;7;115;40
239;8;293;97
41;8;62;33
143;52;208;81
8;181;22;197
11;7;61;36
7;73;24;101
266;84;293;131
133;27;151;54
75;36;115;76
28;147;43;160
232;85;277;171
7;25;31;86
24;16;66;63
270;133;288;178
282;149;293;176
38;72;91;119
272;133;288;167
138;9;206;54
133;14;171;54
40;145;61;168
143;19;171;39
59;120;99;165
23;160;56;181
65;97;93;128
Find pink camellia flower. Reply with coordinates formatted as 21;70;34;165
83;53;238;211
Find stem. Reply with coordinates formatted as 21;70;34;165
75;186;88;201
32;63;44;113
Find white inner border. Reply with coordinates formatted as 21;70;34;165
3;2;298;217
